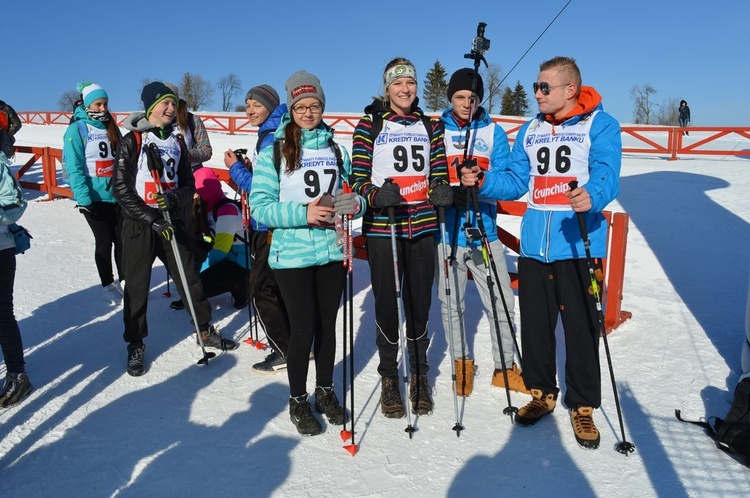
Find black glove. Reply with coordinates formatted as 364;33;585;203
451;186;468;209
152;219;175;241
429;183;453;208
373;181;402;208
155;192;178;211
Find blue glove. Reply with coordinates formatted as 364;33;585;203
152;219;175;241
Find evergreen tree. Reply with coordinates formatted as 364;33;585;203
500;86;515;115
422;60;448;111
512;81;529;117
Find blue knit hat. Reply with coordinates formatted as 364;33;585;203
77;82;108;108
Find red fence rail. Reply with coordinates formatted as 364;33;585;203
19;111;748;160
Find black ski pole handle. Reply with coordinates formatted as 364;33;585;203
568;180;588;242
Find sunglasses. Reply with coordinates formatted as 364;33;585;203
533;82;570;95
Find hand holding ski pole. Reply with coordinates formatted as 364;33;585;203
566;181;592;212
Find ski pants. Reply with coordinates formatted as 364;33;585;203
436;239;516;369
82;201;123;288
121;217;211;344
367;235;433;379
248;230;291;356
274;262;345;398
201;260;247;302
0;248;24;374
518;257;602;409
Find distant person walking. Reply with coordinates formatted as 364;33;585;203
679;100;691;136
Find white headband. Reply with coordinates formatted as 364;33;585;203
384;64;417;90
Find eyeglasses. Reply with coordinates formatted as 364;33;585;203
291;104;323;114
533;82;570;95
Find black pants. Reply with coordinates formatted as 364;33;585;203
518;257;602;408
0;248;24;373
249;230;290;355
121;217;211;344
274;262;345;398
367;235;434;379
201;260;247;302
82;202;123;287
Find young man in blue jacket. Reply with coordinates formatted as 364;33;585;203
437;68;527;397
460;56;621;449
224;85;291;374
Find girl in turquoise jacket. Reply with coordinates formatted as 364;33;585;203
250;71;365;437
62;82;124;305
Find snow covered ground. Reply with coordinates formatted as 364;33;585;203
1;124;749;497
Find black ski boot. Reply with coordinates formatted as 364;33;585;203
314;386;348;425
289;394;323;436
197;325;238;351
126;342;146;377
0;372;33;408
410;374;433;415
380;376;405;419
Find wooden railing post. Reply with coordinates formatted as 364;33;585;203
604;212;632;333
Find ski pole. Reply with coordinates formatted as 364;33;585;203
340;183;358;455
164;271;172;297
467;186;517;422
240;191;257;347
148;147;215;366
439;206;464;436
568;180;635;456
387;198;415;437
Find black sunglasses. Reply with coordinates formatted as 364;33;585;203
533;82;570;95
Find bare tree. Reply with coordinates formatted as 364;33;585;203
654;98;680;126
480;62;503;113
180;73;214;111
630;84;657;124
218;73;242;112
58;89;80;111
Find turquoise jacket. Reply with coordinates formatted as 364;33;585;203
250;114;365;270
62;106;119;205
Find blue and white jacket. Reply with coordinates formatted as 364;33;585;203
250;113;365;270
437;106;509;248
477;88;621;262
229;104;288;232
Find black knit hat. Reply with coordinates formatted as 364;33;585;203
447;68;484;102
141;82;177;118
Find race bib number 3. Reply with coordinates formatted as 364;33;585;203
531;176;575;205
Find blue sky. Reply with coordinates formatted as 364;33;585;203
6;0;748;126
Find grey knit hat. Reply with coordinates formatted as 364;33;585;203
285;71;325;110
245;84;280;114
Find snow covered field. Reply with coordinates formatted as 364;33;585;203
1;124;749;497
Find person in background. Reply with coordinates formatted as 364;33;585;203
437;68;527;397
113;82;238;377
0;152;32;408
250;71;364;436
461;56;621;449
225;84;292;375
350;57;452;419
0;100;22;158
169;167;249;310
62;82;124;305
679;100;691;136
164;83;212;171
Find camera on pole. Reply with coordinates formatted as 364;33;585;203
465;22;490;68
